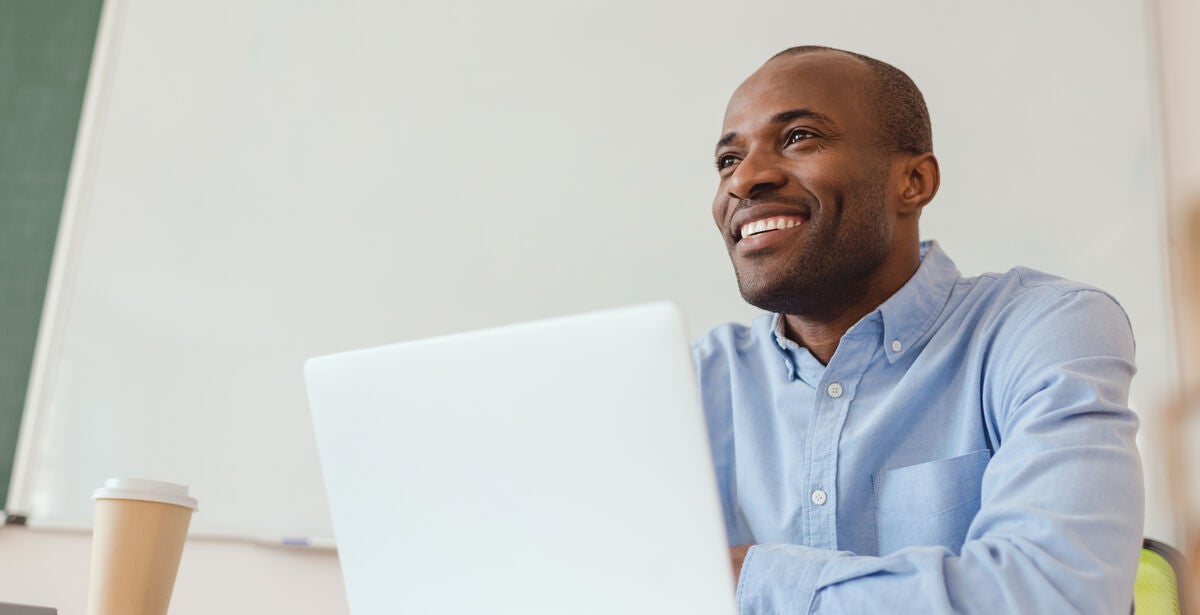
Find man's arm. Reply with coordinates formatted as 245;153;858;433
730;544;752;586
734;289;1144;614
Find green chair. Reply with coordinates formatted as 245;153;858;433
1135;538;1187;614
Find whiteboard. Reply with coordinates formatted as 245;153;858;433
9;0;1175;543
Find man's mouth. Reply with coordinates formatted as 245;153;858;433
738;215;807;240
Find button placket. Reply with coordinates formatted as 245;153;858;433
806;327;876;550
808;376;851;548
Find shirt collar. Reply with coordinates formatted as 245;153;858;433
770;314;824;384
768;240;961;372
875;240;961;363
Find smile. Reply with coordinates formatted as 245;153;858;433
739;215;807;240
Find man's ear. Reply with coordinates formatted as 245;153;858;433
896;153;940;217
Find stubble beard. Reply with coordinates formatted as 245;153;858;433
732;185;892;320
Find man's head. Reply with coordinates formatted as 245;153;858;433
770;46;933;156
712;46;939;320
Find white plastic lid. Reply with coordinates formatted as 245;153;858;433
93;478;199;511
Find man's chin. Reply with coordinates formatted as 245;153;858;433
736;276;807;315
735;266;851;317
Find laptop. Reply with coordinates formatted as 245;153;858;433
305;302;737;614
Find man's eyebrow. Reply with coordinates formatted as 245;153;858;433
771;108;834;127
715;132;738;153
714;108;836;154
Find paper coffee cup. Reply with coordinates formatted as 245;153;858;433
86;478;198;615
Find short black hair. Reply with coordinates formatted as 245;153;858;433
770;46;932;155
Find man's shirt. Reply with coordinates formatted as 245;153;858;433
692;241;1143;614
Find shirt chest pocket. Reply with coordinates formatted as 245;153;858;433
872;449;990;556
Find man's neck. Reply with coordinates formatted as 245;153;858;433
782;310;868;366
781;250;923;365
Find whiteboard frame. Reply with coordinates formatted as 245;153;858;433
5;0;125;519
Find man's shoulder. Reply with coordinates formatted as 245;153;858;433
924;241;1121;313
965;265;1128;322
956;264;1134;358
975;265;1109;297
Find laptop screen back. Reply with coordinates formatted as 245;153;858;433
305;303;736;614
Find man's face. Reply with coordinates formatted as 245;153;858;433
712;52;899;317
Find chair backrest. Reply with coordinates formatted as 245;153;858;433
1135;538;1187;614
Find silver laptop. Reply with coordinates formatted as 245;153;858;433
305;302;736;614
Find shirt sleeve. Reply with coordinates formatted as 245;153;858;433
736;288;1144;614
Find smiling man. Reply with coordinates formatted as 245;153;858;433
694;46;1144;613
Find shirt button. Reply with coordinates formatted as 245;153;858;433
891;340;902;352
826;383;843;398
811;489;828;505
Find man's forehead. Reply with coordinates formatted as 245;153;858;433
723;52;871;127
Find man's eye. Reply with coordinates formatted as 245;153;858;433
716;154;739;170
787;128;816;144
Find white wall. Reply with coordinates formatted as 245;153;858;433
0;0;1186;612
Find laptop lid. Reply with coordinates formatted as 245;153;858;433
305;302;736;614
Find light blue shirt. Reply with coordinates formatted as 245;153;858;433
692;241;1143;614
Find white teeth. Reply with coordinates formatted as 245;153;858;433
740;216;803;239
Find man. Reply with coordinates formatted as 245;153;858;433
695;46;1143;613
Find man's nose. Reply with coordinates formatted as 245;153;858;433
727;152;787;200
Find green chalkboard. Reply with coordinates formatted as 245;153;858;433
0;0;104;508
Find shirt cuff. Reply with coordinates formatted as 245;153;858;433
737;543;845;614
